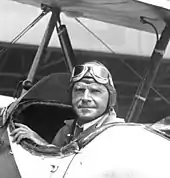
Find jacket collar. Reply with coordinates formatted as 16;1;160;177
64;111;125;131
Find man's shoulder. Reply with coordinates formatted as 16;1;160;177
102;115;125;125
114;117;125;123
59;119;75;133
94;114;124;128
64;119;75;127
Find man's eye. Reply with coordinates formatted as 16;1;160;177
75;87;84;92
91;89;100;93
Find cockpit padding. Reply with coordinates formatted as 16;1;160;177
11;100;75;143
8;73;76;143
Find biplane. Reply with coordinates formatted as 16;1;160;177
0;0;170;177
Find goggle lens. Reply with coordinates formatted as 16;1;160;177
92;66;109;80
72;65;85;77
71;64;110;84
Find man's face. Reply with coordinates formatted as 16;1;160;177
72;78;109;124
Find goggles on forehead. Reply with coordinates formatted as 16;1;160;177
70;64;114;86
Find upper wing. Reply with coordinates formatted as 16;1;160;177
10;0;170;33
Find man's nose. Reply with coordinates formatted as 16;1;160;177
82;89;91;101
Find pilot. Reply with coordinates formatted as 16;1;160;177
10;61;124;146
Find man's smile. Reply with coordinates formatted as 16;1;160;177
78;105;96;109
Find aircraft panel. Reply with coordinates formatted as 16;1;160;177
10;0;169;33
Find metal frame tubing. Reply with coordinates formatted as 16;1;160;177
21;11;57;94
55;22;76;73
127;23;170;123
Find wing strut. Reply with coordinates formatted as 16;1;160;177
21;9;57;95
21;8;76;95
55;15;76;72
126;23;170;123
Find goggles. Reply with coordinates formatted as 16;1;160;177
70;63;114;86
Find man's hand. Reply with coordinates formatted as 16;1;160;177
10;123;48;146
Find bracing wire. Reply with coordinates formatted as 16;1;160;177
0;7;50;98
75;18;170;105
75;18;116;54
0;9;49;58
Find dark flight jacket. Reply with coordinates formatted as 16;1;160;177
52;114;125;147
